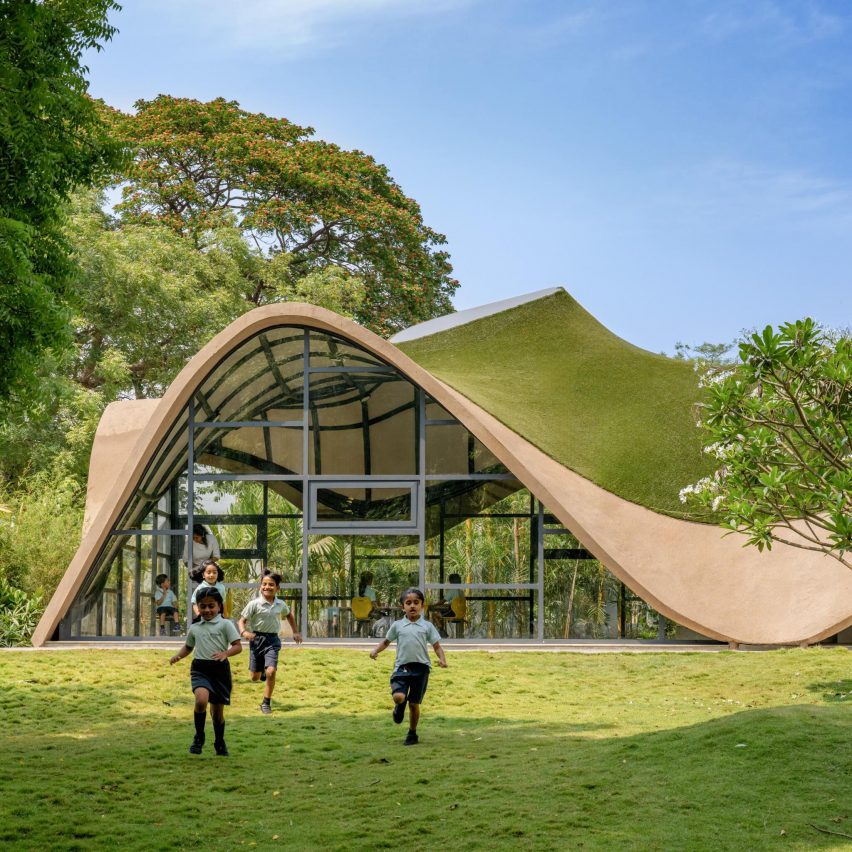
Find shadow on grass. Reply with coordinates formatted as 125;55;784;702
806;678;852;703
0;701;848;850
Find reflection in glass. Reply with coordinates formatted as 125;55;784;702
314;487;413;524
426;423;508;475
309;332;386;369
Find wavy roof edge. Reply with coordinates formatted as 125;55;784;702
390;287;563;343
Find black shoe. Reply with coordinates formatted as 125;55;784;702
404;730;419;746
392;701;406;724
260;670;267;682
214;741;229;757
189;736;204;755
260;701;272;715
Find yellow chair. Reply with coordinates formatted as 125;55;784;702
351;596;374;637
446;595;467;638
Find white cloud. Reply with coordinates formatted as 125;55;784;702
700;1;846;46
154;0;476;51
654;159;852;236
514;7;599;49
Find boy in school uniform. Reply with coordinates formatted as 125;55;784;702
238;572;302;714
155;574;182;635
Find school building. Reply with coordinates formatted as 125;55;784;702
32;289;852;646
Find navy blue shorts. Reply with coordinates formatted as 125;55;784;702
190;658;232;705
249;632;281;672
390;662;430;704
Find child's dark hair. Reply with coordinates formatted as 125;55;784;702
261;571;282;587
155;573;168;587
194;586;224;612
201;560;224;581
448;573;462;585
399;586;425;605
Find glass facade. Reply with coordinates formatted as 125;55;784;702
58;326;688;641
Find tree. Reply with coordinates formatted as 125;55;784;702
65;190;365;399
680;319;851;567
109;96;457;335
0;0;124;399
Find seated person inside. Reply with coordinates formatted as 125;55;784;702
429;573;464;635
351;571;381;636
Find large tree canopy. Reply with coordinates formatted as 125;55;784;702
110;95;457;334
66;191;365;399
0;0;123;400
681;319;851;567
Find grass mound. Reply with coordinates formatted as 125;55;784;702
0;647;849;850
399;290;716;518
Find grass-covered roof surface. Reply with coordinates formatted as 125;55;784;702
398;289;714;519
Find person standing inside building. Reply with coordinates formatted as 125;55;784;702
182;523;220;581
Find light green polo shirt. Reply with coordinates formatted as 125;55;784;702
191;580;226;604
241;596;291;633
185;614;240;660
386;615;441;669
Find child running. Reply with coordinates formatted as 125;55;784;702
370;586;447;745
169;587;241;756
237;572;303;715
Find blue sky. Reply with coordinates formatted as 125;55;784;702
85;0;852;352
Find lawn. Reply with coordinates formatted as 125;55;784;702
0;647;849;850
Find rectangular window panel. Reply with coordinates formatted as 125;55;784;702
424;480;527;539
543;557;620;640
312;484;415;526
266;518;304;584
305;533;420;638
425;588;535;640
193;424;302;476
425;515;532;585
182;480;266;515
426;423;508;475
308;371;416;475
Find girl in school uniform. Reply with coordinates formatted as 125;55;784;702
238;572;302;715
370;587;447;745
170;587;241;756
191;560;226;620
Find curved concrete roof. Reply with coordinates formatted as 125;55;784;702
33;301;852;645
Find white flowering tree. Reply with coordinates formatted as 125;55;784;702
680;318;851;568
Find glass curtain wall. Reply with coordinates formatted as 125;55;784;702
58;326;690;642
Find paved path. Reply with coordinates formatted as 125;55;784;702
6;640;846;653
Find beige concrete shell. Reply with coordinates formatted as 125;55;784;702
33;304;852;646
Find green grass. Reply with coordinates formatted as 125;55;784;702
399;290;717;519
0;648;849;850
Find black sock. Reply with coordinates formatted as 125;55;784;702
194;711;206;740
262;696;270;705
213;719;225;745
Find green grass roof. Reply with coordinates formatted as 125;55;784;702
398;289;715;519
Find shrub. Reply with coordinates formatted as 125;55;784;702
0;579;43;646
0;474;83;599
